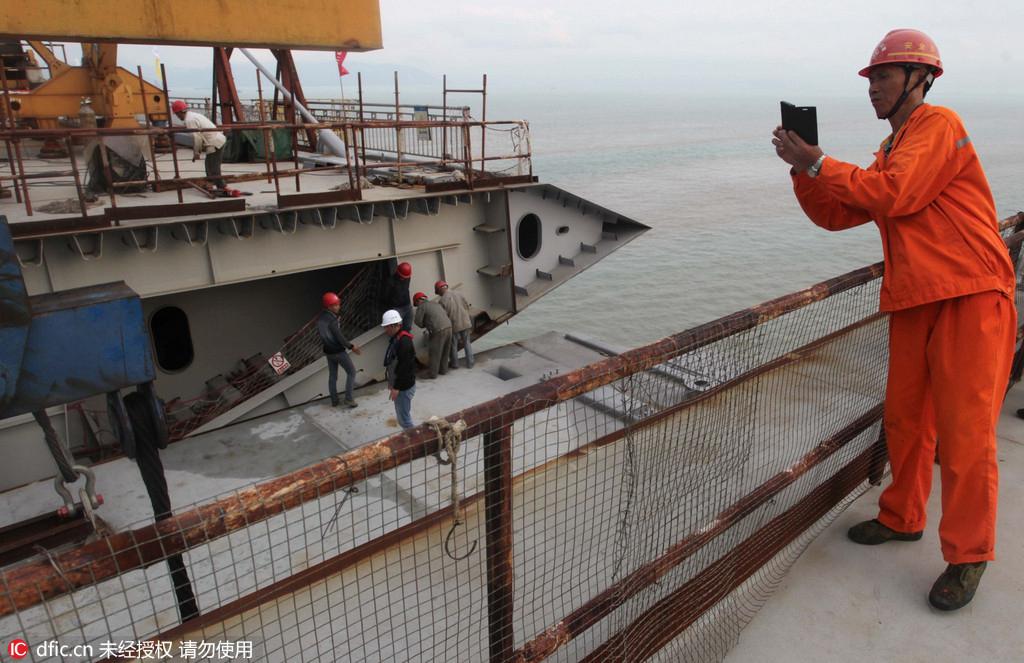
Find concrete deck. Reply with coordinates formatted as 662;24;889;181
726;386;1024;663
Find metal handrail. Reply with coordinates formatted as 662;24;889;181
0;115;532;220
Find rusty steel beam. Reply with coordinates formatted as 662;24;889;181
9;216;113;238
104;199;246;221
270;50;317;150
212;48;245;125
0;261;886;617
484;422;515;663
511;405;883;663
276;190;361;208
579;443;883;662
0;512;97;567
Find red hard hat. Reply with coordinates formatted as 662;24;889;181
322;292;340;308
413;291;428;304
171;100;188;113
434;280;448;294
396;262;412;279
859;29;943;78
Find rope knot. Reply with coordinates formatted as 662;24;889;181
426;416;476;561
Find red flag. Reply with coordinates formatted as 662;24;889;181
334;51;350;77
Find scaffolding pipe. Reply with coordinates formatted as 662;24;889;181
238;48;346;158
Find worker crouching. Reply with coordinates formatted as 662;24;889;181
413;292;452;379
436;280;474;369
172;100;227;192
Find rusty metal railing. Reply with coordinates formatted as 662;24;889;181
0;115;531;223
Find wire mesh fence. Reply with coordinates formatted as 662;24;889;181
1;217;1022;663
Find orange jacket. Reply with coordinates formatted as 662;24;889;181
792;104;1014;311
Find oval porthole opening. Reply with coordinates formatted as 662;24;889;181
151;306;195;372
517;213;542;260
556;225;570;236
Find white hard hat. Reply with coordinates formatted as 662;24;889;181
381;309;403;326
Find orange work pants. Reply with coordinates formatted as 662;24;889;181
878;290;1015;563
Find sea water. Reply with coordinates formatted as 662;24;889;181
475;91;1024;349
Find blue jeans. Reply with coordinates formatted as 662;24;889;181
326;352;356;404
450;329;474;368
394;384;416;429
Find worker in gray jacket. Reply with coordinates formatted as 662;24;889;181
435;280;474;369
412;291;452;379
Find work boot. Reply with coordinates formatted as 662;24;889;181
343;399;358;409
928;562;987;611
847;519;923;545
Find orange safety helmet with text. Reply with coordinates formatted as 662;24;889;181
434;280;448;294
859;29;943;78
322;292;340;308
396;262;412;279
413;292;428;304
171;100;188;113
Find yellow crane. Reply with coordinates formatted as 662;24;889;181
0;0;382;128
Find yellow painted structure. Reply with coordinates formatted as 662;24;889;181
1;0;382;51
25;41;69;75
9;44;167;128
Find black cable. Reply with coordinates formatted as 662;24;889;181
125;392;200;622
33;410;77;483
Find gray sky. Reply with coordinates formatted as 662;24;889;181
58;0;1023;98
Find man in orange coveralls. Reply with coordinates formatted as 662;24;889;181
771;29;1016;611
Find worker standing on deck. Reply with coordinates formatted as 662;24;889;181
413;292;452;379
317;292;361;408
382;309;416;429
382;262;414;332
772;29;1015;611
436;280;474;369
172;100;227;192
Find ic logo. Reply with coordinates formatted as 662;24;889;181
7;639;29;659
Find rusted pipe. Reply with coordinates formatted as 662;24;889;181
0;64;31;215
137;65;162;189
160;64;184;203
255;70;274;187
64;137;88;218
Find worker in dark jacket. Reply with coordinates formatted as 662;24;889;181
382;309;416;428
317;292;361;408
413;292;452;379
382;261;414;332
